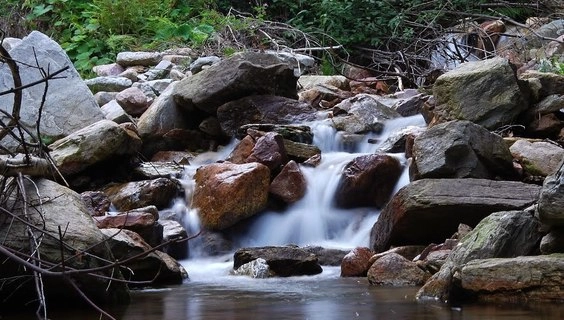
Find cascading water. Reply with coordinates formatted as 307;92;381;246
179;114;426;259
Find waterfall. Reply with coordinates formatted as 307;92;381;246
180;115;426;256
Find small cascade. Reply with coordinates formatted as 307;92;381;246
179;115;426;257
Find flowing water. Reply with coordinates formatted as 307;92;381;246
5;115;564;319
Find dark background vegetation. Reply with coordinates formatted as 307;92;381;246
1;1;562;77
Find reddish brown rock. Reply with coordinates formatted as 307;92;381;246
247;132;288;171
81;191;111;216
269;160;307;203
150;151;192;164
367;252;430;286
116;87;152;116
227;135;255;164
335;154;402;208
193;162;270;230
340;247;374;277
93;211;156;229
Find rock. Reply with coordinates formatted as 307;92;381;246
411;120;516;180
80;190;111;216
269;160;307;203
150;151;192;164
103;178;182;211
247;132;288;171
510;139;564;177
520;70;564;101
340;247;374;277
159;219;189;259
537;159;564;226
101;99;135;124
526;113;564;137
458;254;564;302
116;51;163;67
370;179;541;253
335;154;403;208
416;209;544;302
84;76;133;94
116;87;152;116
94;91;119;106
217;95;317;137
1;37;22;51
100;228;188;285
302;246;350;266
0;31;105;152
227;135;256;164
376;125;426;154
132;162;186;179
231;258;271;278
93;63;125;76
49;119;142;176
0;178;130;307
331;94;402;134
367;252;430;286
233;246;323;277
174;52;299;114
283;139;321;163
432;57;526;130
298;75;350;91
190;55;221;74
192;162;270;230
540;228;564;254
299;84;353;109
236;124;314;144
93;211;156;230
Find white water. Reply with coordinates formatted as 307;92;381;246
179;114;426;261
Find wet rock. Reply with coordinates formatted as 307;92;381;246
236;124;314;144
49;119;142;176
159;219;189;260
227;135;256;164
174;52;299;114
459;254;564;303
247;132;288;171
269;160;307;203
331;94;401;134
432;57;526;130
193;162;270;230
133;162;186;179
283;139;321;163
233;246;323;277
367;252;430;286
100;228;188;285
217;95;317;137
370;179;541;253
411;120;516;180
231;258;271;278
335;154;403;209
81;190;111;216
302;246;350;266
103;178;182;211
416;209;544;302
340;247;374;277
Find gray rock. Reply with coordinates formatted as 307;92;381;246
174;52;299;114
540;228;564;254
510;139;564;177
411;120;516;180
370;179;541;253
231;258;271;278
331;94;402;134
1;37;22;51
116;51;163;67
190;55;221;74
49;119;142;176
416;209;544;302
233;246;323;277
537;159;564;226
432;57;526;130
101;99;135;124
0;31;105;152
0;178;130;306
84;76;132;94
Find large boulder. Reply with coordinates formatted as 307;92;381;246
335;154;403;208
192;162;270;230
0;31;105;153
49;119;142;176
173;52;299;115
340;247;374;277
233;246;323;277
432;57;527;130
0;178;130;308
370;178;541;253
458;254;564;302
416;209;544;302
217;95;317;137
411;120;516;180
537;159;564;226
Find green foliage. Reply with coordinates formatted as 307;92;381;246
538;57;564;75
